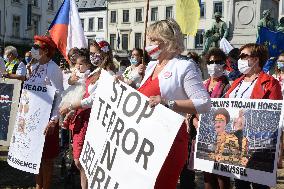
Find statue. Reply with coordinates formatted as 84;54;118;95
277;17;284;32
257;9;276;33
203;12;229;54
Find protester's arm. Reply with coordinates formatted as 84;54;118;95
3;62;27;81
268;80;283;100
149;62;211;114
3;73;26;81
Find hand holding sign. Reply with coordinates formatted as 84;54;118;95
80;70;184;189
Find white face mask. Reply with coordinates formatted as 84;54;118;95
145;44;161;60
31;47;41;60
238;59;254;74
207;64;224;78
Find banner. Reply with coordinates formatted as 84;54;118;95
194;98;283;186
79;70;184;189
7;82;55;174
0;79;21;146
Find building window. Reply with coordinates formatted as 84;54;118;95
89;18;94;31
32;17;39;36
213;1;223;16
151;7;158;21
110;11;117;23
123;10;129;23
12;0;20;3
195;30;204;48
48;0;54;10
166;6;173;19
32;0;38;7
98;18;103;30
122;34;128;50
12;15;20;37
135;33;142;48
81;19;85;31
136;9;142;22
200;3;205;18
110;34;116;50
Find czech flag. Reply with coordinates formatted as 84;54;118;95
49;0;87;61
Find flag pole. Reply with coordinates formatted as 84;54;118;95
143;0;150;65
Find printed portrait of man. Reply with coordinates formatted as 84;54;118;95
209;108;249;166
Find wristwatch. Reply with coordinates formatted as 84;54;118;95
167;100;176;109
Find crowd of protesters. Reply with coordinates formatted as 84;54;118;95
0;18;284;189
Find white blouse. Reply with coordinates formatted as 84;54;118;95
229;80;257;99
27;60;64;121
141;57;211;115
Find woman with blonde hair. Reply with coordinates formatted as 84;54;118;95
139;19;211;189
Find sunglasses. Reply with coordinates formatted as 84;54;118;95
32;44;42;50
208;60;224;65
239;53;253;60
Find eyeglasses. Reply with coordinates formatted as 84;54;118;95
32;44;42;50
208;60;224;65
239;53;253;60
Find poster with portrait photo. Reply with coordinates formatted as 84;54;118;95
0;79;21;146
7;81;55;174
194;98;283;187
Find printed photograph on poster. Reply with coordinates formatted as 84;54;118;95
0;80;21;146
194;99;283;186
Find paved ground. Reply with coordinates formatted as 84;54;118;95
0;147;283;189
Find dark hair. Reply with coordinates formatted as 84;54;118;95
205;48;227;63
67;47;80;65
214;108;230;124
239;43;269;69
132;48;150;64
187;51;200;64
132;48;143;57
228;48;240;60
77;48;95;71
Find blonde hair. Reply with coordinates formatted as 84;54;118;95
146;19;184;55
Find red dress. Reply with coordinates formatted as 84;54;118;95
69;77;92;159
42;124;59;159
138;76;188;189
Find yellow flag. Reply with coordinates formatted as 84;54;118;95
176;0;200;36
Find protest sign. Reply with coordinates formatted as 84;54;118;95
0;79;21;146
79;70;185;189
7;81;55;174
194;98;283;186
